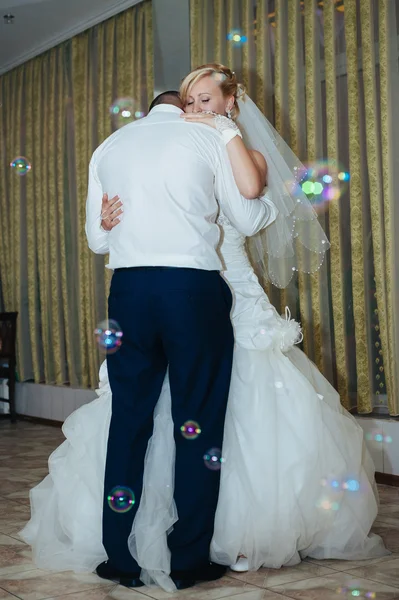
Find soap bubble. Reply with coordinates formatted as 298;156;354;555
107;486;135;513
344;479;360;492
337;585;376;598
318;498;340;511
365;429;392;444
109;97;146;130
94;319;123;354
203;447;225;471
181;420;201;440
10;156;31;176
227;30;248;46
297;160;350;214
321;476;361;493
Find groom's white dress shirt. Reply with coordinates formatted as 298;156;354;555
86;104;276;271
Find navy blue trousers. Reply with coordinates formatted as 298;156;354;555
103;267;234;572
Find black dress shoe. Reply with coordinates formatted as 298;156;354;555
96;561;144;587
171;562;227;590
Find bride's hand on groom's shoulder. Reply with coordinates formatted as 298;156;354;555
180;112;217;129
100;193;123;231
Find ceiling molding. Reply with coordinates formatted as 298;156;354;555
0;0;143;75
0;0;52;9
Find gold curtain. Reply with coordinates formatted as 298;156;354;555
189;0;399;414
0;0;154;388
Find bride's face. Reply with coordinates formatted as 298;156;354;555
184;75;234;116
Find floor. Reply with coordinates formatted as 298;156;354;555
1;421;399;600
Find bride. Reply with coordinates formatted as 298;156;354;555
20;64;388;591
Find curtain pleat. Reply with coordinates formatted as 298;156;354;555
255;0;266;114
378;0;399;415
214;0;223;64
324;0;349;406
190;0;200;68
304;0;324;371
22;62;39;383
273;0;286;313
226;0;234;69
71;32;95;388
344;0;372;410
242;0;254;95
12;71;24;375
286;0;309;355
359;0;390;411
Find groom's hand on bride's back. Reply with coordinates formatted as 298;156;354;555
100;193;123;231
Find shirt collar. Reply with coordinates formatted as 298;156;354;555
149;104;183;115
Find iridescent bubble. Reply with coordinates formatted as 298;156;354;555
181;420;201;440
366;429;392;445
203;448;225;471
337;585;375;598
345;479;360;492
94;319;123;354
297;160;350;214
107;486;135;513
318;498;340;512
227;30;248;46
10;156;31;176
109;97;146;130
338;171;351;182
322;476;361;493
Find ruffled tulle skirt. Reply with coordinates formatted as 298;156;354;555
20;346;388;589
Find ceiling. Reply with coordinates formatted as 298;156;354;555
0;0;142;75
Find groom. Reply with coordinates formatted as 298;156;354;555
85;91;274;589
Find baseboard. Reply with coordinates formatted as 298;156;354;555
375;472;399;487
15;414;63;428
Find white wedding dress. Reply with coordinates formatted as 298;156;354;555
20;213;388;589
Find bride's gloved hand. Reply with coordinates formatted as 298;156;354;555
180;111;219;129
181;112;243;145
100;193;123;231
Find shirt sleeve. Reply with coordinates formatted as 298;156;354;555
214;144;277;237
85;156;110;254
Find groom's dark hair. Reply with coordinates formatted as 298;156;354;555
148;90;182;112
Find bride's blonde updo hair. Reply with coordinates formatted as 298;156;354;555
179;63;245;119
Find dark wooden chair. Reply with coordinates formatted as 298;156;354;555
0;312;18;423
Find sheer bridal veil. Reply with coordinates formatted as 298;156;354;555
237;94;330;289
